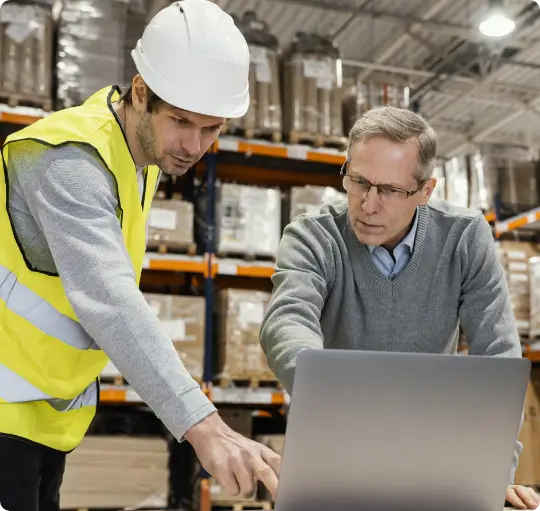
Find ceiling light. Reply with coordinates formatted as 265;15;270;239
479;0;515;37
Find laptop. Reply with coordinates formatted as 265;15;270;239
274;350;530;511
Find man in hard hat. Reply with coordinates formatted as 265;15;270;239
260;107;540;510
0;2;279;510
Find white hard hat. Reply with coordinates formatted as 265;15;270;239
131;0;250;118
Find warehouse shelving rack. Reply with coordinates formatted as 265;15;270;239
2;104;540;511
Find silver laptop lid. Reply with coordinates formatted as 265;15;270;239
275;350;530;511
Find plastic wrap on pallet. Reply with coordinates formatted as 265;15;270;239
217;289;273;381
290;185;346;221
482;145;540;209
498;241;540;339
530;257;540;339
0;1;54;103
468;151;495;211
226;11;282;137
431;164;446;201
144;293;205;381
444;155;468;208
147;198;194;250
283;32;343;139
56;0;148;108
216;182;281;258
342;76;412;135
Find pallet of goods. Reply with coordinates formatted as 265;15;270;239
217;289;277;387
225;11;282;143
515;367;540;487
147;195;197;255
55;0;147;108
282;32;346;149
498;241;540;341
215;182;282;261
60;435;168;510
0;0;54;111
100;294;205;385
289;185;346;221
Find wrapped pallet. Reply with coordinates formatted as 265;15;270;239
216;182;281;258
0;0;54;109
290;185;346;221
468;151;494;212
61;436;168;510
283;32;344;143
342;76;411;135
498;241;540;339
147;198;195;252
56;0;148;108
144;293;205;381
217;289;274;383
226;11;282;140
444;155;469;208
431;164;447;201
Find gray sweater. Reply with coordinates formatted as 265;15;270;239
7;140;216;443
260;198;523;482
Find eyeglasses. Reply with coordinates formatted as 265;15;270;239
340;162;427;202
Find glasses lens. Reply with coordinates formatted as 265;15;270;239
378;186;408;201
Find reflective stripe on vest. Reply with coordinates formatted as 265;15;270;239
0;362;98;412
0;264;98;351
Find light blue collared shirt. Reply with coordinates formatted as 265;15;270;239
367;209;419;279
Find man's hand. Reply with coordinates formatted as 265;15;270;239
506;485;540;509
185;412;281;499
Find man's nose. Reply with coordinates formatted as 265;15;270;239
182;129;201;156
361;187;380;214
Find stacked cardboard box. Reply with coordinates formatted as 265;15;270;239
144;293;205;381
0;1;54;107
60;435;168;509
290;185;346;221
498;241;540;339
147;198;195;251
217;289;274;382
216;183;282;258
515;368;540;486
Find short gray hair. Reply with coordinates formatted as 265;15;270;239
347;106;438;182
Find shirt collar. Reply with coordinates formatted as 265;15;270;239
367;207;419;254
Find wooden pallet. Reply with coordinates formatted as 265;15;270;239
216;251;275;263
217;376;281;389
0;92;53;112
212;500;273;510
287;131;347;150
99;374;126;386
146;241;197;256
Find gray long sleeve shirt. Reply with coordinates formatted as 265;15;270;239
7;140;216;442
260;198;524;483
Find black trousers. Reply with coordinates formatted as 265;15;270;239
0;435;66;511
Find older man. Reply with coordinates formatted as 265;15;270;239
260;107;539;510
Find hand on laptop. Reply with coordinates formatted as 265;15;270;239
506;485;540;509
185;412;281;499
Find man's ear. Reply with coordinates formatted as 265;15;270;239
419;177;437;205
131;75;148;114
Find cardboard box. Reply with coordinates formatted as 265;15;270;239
498;242;540;338
219;408;253;438
217;289;274;381
515;419;540;486
144;293;205;381
60;436;168;509
147;199;194;249
290;186;346;221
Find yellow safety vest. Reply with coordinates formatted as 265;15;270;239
0;85;160;451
